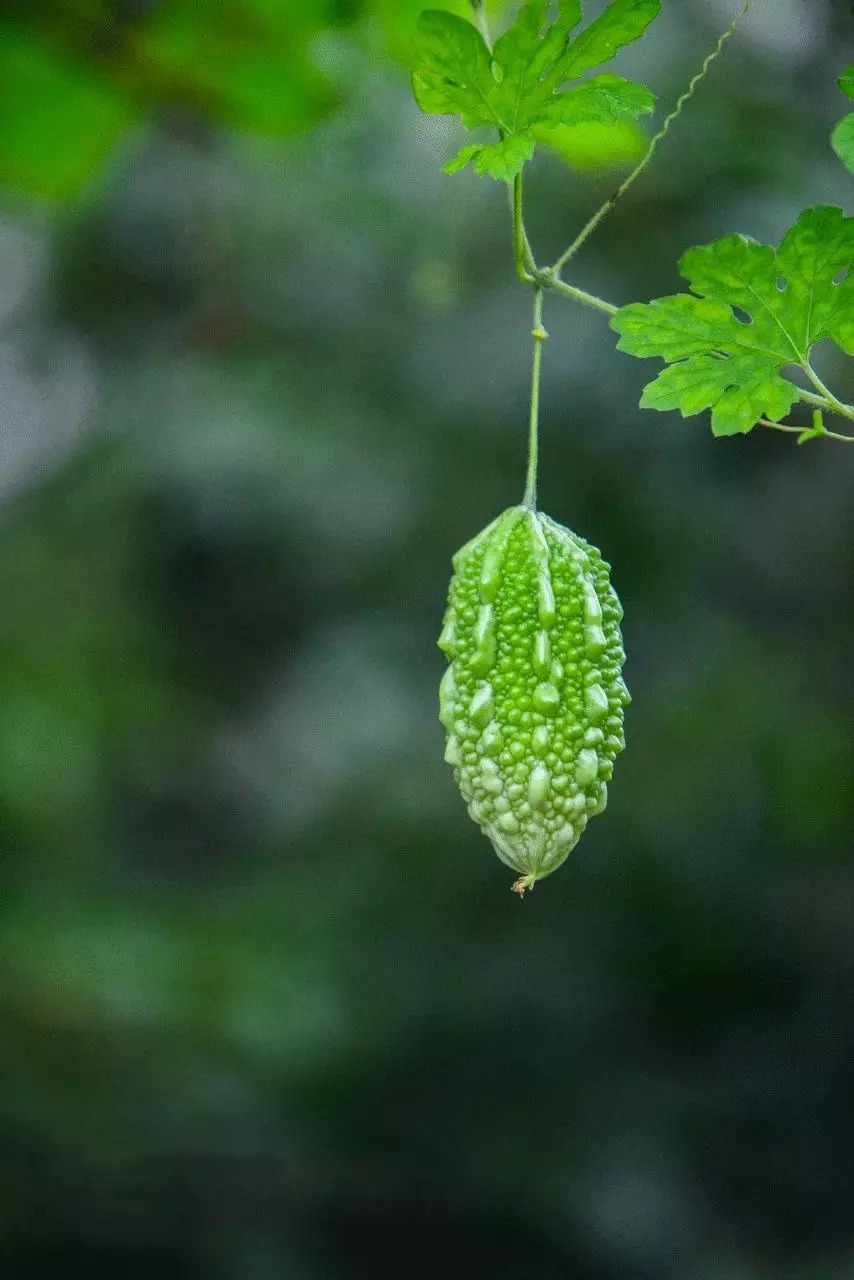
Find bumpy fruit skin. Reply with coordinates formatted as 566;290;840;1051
438;505;629;890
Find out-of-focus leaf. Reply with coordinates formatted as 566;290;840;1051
138;0;339;136
533;118;647;168
0;0;360;200
0;27;136;201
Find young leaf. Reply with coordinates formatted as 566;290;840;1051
443;143;485;174
831;115;854;173
831;65;854;172
445;134;537;179
611;206;854;437
411;0;658;181
796;412;829;445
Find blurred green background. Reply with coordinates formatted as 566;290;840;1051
1;1;853;1276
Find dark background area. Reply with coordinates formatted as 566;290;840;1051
0;1;853;1276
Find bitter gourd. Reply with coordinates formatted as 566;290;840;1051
439;505;629;892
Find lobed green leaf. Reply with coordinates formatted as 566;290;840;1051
411;0;658;180
611;206;854;436
639;355;799;437
491;0;584;130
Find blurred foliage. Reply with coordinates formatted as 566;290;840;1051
0;0;650;201
0;1;853;1278
0;0;355;197
0;0;513;200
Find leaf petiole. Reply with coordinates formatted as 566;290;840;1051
801;357;854;424
513;174;538;281
758;415;854;444
544;274;618;316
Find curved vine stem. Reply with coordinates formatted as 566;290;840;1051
507;3;754;316
480;0;852;450
810;428;854;443
549;0;751;279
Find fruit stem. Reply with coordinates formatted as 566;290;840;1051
523;287;547;510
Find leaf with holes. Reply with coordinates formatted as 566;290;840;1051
610;206;854;436
412;0;659;181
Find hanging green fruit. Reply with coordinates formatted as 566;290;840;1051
439;504;629;893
